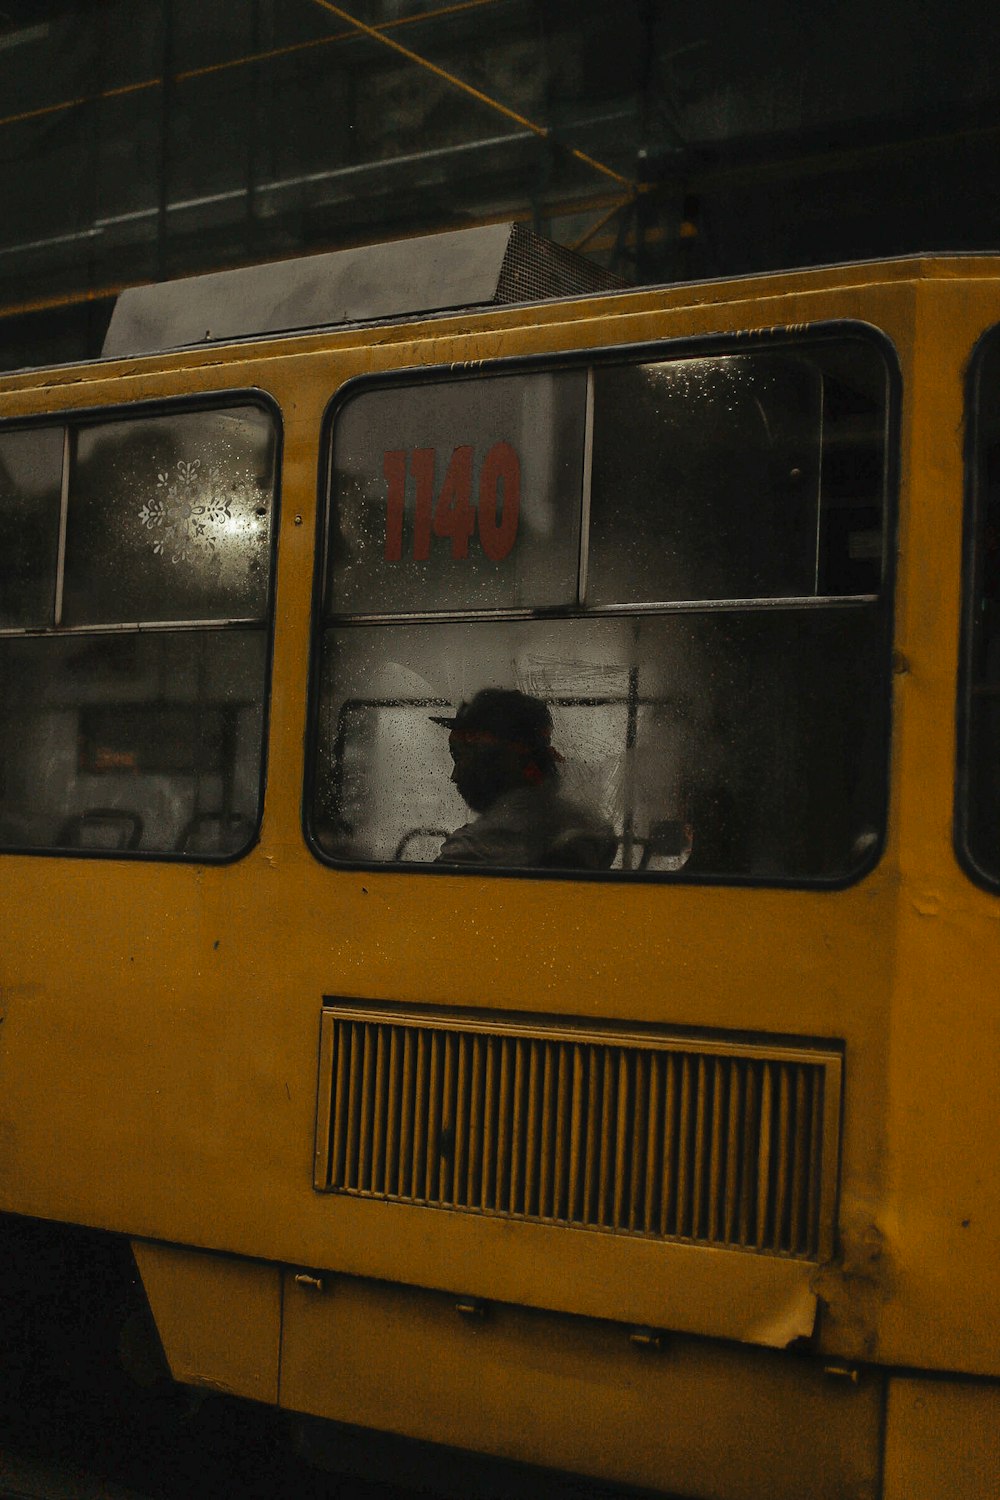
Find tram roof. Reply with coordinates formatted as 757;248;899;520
101;222;623;360
101;232;1000;365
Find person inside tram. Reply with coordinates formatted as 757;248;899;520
433;688;616;870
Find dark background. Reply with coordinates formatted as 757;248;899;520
0;0;997;367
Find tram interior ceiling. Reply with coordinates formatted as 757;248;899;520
0;1;995;365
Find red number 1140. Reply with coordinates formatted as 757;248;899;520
383;443;521;563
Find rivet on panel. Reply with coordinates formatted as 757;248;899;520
822;1363;860;1383
629;1327;666;1352
455;1298;487;1320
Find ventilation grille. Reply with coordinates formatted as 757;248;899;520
315;1006;841;1260
495;222;626;302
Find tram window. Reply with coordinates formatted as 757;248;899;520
0;632;267;854
0;401;277;860
62;407;273;626
587;355;825;605
959;328;1000;885
328;371;585;616
0;426;63;628
310;333;892;885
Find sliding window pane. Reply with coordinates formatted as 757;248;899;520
329;371;585;615
0;426;63;628
587;341;887;606
0;629;266;855
62;405;276;626
311;609;884;882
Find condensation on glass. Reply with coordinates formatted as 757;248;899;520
0;427;64;628
958;328;1000;885
311;336;891;884
587;355;826;604
63;408;273;626
329;371;585;615
0;403;276;859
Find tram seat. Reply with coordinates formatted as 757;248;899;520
57;808;144;851
392;823;688;871
395;826;619;869
538;827;619;871
177;813;254;855
540;821;688;873
394;828;448;861
635;819;691;871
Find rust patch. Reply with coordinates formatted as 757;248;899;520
812;1219;889;1360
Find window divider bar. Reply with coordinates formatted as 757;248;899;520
323;593;880;628
813;386;825;595
53;426;71;628
0;617;267;639
577;367;595;608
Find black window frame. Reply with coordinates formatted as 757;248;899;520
305;321;900;889
956;325;1000;889
0;387;282;864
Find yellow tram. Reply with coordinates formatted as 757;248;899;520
0;225;998;1498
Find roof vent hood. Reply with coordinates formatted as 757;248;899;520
102;222;623;359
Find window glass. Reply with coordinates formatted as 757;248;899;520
0;427;63;628
62;405;275;626
588;345;886;604
313;611;883;880
0;399;277;860
959;329;1000;883
0;632;266;854
329;371;585;614
587;355;824;604
311;334;891;885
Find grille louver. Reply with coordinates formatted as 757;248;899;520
315;1005;841;1261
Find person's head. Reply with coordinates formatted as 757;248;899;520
434;689;561;812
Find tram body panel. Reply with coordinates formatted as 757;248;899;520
877;278;1000;1372
0;251;997;1491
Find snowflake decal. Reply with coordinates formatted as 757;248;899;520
138;458;233;563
